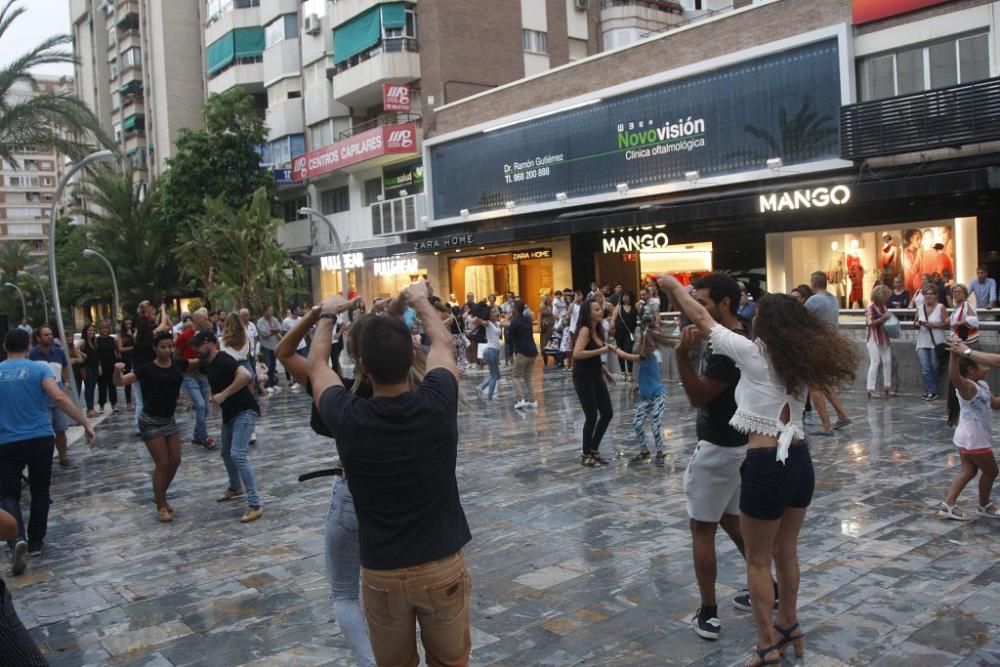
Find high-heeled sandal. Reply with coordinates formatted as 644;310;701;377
581;454;597;467
590;450;610;465
774;622;805;658
743;644;781;666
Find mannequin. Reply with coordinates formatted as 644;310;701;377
880;233;902;286
846;239;864;308
827;241;846;306
903;228;924;295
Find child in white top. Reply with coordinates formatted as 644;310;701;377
940;346;1000;520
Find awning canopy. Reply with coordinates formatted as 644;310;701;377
332;2;404;64
206;32;235;75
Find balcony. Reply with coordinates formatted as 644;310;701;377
207;57;265;95
600;0;684;46
266;97;304;138
330;0;418;28
115;0;138;26
330;38;420;109
841;76;1000;160
370;192;426;237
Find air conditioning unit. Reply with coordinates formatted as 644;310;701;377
574;0;588;10
303;14;321;35
102;1;114;16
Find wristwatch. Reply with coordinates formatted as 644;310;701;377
964;348;973;358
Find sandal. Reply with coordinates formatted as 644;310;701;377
743;644;781;666
774;622;805;658
977;503;1000;519
581;455;597;467
630;450;650;463
938;501;971;521
590;451;610;465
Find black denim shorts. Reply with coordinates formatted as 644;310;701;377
739;442;815;520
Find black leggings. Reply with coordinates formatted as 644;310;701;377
573;369;613;455
615;330;633;373
98;362;117;408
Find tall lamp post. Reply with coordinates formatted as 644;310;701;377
299;207;350;300
48;149;116;406
18;272;49;322
3;282;26;324
82;248;120;324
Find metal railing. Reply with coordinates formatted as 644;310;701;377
841;75;1000;160
331;37;419;76
600;0;684;14
338;112;422;140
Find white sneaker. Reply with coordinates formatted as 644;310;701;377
272;386;281;394
525;400;538;408
514;400;528;409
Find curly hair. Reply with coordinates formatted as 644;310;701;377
752;293;858;398
221;312;246;350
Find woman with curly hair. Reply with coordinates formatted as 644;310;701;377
659;274;858;667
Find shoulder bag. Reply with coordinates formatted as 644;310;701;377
925;304;948;366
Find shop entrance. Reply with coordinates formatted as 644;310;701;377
449;251;554;306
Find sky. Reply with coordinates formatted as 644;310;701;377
0;0;74;77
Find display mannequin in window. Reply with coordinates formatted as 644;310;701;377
880;233;902;286
903;229;924;295
846;239;865;309
826;241;846;307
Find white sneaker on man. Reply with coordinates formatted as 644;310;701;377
514;400;528;409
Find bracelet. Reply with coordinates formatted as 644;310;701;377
319;312;338;321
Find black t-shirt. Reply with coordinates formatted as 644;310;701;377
319;368;471;570
132;316;155;369
136;359;189;419
508;314;537;357
200;353;260;424
696;327;749;447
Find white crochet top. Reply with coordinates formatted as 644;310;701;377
708;324;806;463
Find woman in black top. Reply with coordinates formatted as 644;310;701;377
118;318;136;410
114;330;198;523
80;323;100;417
611;291;638;381
96;320;119;412
573;298;616;467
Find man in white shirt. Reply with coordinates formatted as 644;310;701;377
552;290;567;320
281;304;307;388
256;306;283;392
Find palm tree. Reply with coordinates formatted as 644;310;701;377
0;0;111;165
725;98;839;166
0;240;32;279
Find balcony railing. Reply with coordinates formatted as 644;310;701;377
600;0;683;14
841;75;1000;160
339;112;422;140
331;38;419;76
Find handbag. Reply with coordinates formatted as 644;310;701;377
884;312;901;339
924;305;948;365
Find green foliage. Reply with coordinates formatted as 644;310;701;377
176;187;302;314
0;242;48;324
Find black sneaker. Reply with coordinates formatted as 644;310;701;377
11;540;27;576
691;609;721;640
733;590;779;612
27;541;43;557
654;453;666;467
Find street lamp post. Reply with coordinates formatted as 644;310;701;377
18;272;49;322
299;207;350;300
83;248;120;325
3;282;27;324
49;149;116;406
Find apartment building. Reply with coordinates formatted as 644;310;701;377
70;0;205;179
0;76;72;255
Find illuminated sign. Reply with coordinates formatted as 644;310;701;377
852;0;952;25
321;253;364;271
759;185;851;213
374;257;419;276
412;234;475;252
602;233;669;253
511;247;552;260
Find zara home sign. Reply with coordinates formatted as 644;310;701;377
759;185;851;213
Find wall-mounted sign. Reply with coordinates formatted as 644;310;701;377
511;247;552;261
292;123;418;180
429;39;841;221
759;185;851;213
272;168;301;186
852;0;952;25
383;83;412;112
374;257;420;276
603;233;669;253
321;253;364;271
384;160;424;197
412;234;475;252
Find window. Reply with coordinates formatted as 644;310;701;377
266;134;305;167
107;26;117;47
288;90;301;99
320;186;350;214
858;32;990;101
265;14;298;49
121;47;141;70
6;224;45;236
363;177;383;205
109;59;118;79
6;208;41;220
282;196;307;223
7;176;19;186
568;38;588;61
522;29;548;54
113;123;122;143
111;90;120;111
40;176;53;187
310;120;334;148
385;8;416;39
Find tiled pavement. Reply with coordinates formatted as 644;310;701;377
7;365;1000;666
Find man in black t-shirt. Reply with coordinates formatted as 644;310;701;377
191;331;262;523
309;281;471;667
674;273;753;641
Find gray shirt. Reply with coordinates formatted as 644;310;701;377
805;291;839;326
257;316;282;350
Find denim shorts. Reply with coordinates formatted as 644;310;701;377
739;442;815;521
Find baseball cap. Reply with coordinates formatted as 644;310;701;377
192;330;217;345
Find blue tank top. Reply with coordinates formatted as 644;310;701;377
637;354;664;400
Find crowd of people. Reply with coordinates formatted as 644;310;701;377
0;262;997;665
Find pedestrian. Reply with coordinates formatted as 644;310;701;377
174;308;215;449
193;330;262;523
256;306;282;393
573;297;615;467
0;506;48;664
282;304;307;388
804;272;851;436
671;273;760;641
438;303;468;374
950;284;979;347
509;300;538;409
118;317;136;411
0;328;95;575
222;313;258;447
539;293;555;352
613;314;673;466
937;341;999;521
474;304;501;400
914;286;948;400
737;283;757;320
789;284;812;305
865;284;894;399
970;264;997;310
28;325;76;468
660;273;858;667
132;301;166;435
80;323;100;417
309;282;472;667
277;303;376;667
887;275;910;311
96;320;119;412
610;291;638;381
114;330;198;522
